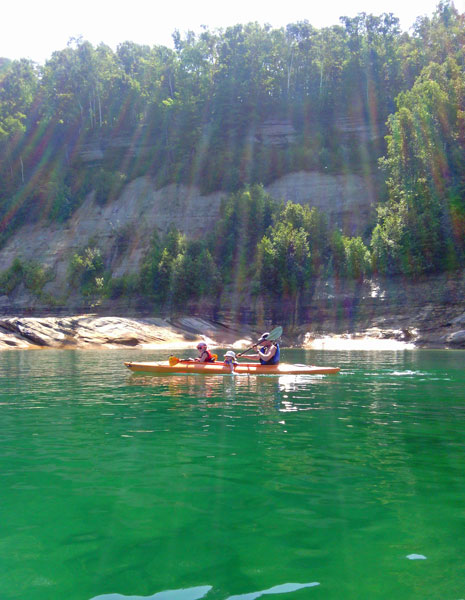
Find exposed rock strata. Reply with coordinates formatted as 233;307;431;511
0;314;414;351
266;172;375;235
0;316;249;351
1;271;465;349
0;171;375;302
2;298;465;351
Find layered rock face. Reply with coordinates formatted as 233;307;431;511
1;167;464;350
0;315;248;350
0;170;375;301
266;172;375;236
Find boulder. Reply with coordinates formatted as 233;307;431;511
447;330;465;347
451;312;465;326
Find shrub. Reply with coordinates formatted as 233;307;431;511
0;258;53;296
68;247;105;297
93;169;127;205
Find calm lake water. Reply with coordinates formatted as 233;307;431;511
1;348;464;600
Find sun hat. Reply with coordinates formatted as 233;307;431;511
258;332;270;342
224;350;236;358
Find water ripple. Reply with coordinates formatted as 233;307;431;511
89;583;320;600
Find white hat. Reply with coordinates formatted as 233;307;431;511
258;332;270;342
224;350;236;358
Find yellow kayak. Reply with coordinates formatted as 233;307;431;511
124;360;340;376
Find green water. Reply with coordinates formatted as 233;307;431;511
1;348;465;600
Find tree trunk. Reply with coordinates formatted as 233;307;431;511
98;92;102;127
287;48;294;95
89;94;94;129
293;289;300;325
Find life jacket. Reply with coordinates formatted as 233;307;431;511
259;343;280;365
201;349;215;363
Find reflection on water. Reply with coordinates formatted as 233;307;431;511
226;582;320;600
127;371;335;416
90;582;319;600
90;586;212;600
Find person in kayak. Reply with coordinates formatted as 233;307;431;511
250;332;280;365
191;341;216;363
223;350;238;372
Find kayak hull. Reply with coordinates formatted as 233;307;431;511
124;361;340;376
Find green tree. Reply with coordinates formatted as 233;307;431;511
212;185;275;285
257;221;311;297
344;236;371;280
375;55;465;274
0;59;38;192
169;239;221;306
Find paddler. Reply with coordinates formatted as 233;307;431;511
249;332;280;365
190;341;216;363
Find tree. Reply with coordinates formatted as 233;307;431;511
0;59;38;190
257;221;311;297
375;56;465;273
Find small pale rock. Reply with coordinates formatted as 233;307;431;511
447;330;465;347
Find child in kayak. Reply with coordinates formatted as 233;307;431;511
190;341;216;363
223;350;238;372
249;332;280;365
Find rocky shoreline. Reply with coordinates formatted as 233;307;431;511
2;271;465;351
1;313;464;352
0;315;251;351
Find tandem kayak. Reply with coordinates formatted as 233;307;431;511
124;360;340;376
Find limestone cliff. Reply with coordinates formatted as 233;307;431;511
2;167;464;351
0;170;375;304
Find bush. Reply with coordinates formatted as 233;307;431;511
68;247;105;297
93;169;127;205
0;258;53;296
48;180;76;222
0;258;24;294
107;274;138;299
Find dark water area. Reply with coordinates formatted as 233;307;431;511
1;348;464;600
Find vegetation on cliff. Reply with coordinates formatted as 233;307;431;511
62;188;373;308
0;1;464;311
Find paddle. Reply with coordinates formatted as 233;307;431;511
169;354;218;366
236;326;283;358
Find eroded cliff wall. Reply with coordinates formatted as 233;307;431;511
0;170;376;304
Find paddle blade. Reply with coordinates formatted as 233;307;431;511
169;356;180;366
267;326;283;341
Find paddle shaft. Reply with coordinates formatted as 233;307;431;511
173;359;254;366
237;326;282;357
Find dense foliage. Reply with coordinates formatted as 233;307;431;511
373;56;465;274
0;1;464;309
